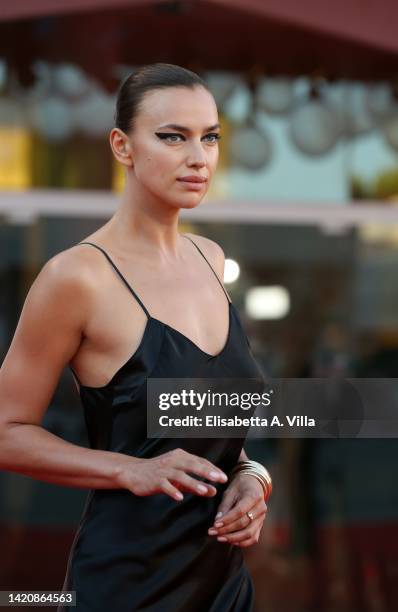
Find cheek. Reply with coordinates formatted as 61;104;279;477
141;146;178;178
135;153;178;195
208;146;219;169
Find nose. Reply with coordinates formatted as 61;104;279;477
186;140;207;169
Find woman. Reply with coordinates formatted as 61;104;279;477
0;63;270;611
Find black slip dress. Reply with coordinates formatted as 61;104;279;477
58;235;264;612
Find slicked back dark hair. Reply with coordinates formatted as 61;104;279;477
115;63;211;134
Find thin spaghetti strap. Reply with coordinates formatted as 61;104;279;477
181;234;231;303
77;242;151;319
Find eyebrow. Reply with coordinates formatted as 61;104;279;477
156;123;221;133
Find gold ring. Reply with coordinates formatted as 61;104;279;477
246;511;254;522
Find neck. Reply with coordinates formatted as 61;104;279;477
107;173;184;259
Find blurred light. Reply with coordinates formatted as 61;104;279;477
204;71;240;108
289;98;340;156
245;286;290;320
366;83;396;122
53;63;90;100
73;82;116;137
256;77;294;115
229;122;272;171
223;84;251;123
224;258;240;283
28;95;74;141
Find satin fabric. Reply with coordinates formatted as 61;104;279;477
58;240;263;612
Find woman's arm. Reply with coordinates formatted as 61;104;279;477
0;250;125;489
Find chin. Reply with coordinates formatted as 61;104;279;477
164;190;205;210
176;194;205;210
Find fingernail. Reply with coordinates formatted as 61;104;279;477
208;528;217;535
215;512;223;519
210;470;227;481
214;521;224;528
197;484;208;494
209;470;221;480
217;536;227;542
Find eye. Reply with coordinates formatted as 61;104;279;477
155;132;185;143
203;133;222;144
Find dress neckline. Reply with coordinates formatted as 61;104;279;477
72;238;234;391
74;302;235;391
152;300;233;360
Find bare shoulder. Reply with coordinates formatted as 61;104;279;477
183;232;225;279
23;243;111;334
32;243;99;299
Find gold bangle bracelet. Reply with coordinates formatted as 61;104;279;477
238;469;272;501
234;460;271;480
230;461;272;487
229;460;272;501
230;468;272;502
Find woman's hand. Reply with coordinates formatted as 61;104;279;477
114;448;228;501
208;473;268;547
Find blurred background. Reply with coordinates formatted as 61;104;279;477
1;1;398;611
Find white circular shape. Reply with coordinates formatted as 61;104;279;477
223;85;251;123
256;77;294;115
289;99;340;156
73;83;116;137
28;95;74;141
224;259;240;284
366;83;396;122
245;286;290;320
229;123;272;170
204;71;240;108
53;63;90;99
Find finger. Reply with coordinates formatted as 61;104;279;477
169;470;217;497
214;496;262;527
159;478;184;501
216;519;262;544
183;456;228;484
208;492;239;534
214;489;238;518
232;534;260;548
164;449;228;484
214;500;266;535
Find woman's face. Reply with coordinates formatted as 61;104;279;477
113;85;220;209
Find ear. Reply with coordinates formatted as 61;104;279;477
109;128;133;168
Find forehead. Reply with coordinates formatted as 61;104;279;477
137;86;218;129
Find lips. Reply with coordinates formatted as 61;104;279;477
177;176;207;183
